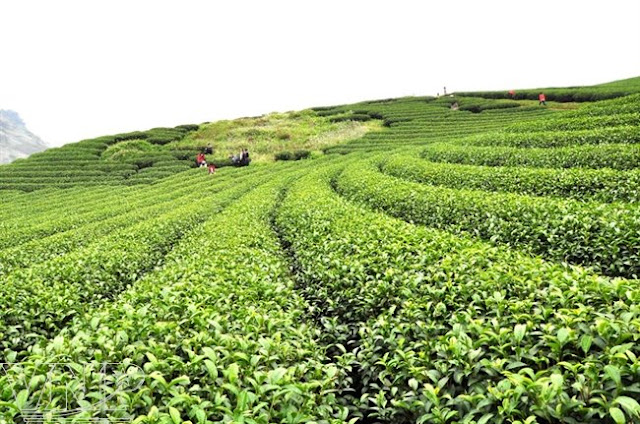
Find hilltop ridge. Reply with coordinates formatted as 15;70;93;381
0;75;639;192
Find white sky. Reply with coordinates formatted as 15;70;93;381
1;0;639;147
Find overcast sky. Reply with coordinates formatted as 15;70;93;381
2;0;639;147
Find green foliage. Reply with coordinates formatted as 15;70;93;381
381;154;640;203
0;125;199;191
275;163;640;423
422;142;640;170
431;96;521;113
329;113;372;123
0;172;259;357
102;139;157;160
503;112;640;133
336;159;640;278
454;79;640;102
1;77;640;423
0;165;353;423
274;150;311;161
459;126;640;148
0;176;191;276
145;127;193;145
114;131;149;142
174;124;200;132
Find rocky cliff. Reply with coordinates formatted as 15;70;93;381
0;110;48;164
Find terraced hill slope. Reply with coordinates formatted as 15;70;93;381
1;76;639;424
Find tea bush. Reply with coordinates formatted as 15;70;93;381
336;159;640;278
380;154;640;203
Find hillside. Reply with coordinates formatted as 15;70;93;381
0;109;48;164
0;77;639;424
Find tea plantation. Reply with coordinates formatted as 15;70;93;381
1;77;639;424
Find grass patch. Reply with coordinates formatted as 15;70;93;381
170;110;382;163
102;139;156;161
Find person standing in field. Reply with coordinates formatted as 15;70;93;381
208;163;216;174
539;92;547;106
509;89;516;99
196;152;207;167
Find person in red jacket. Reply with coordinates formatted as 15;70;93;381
196;152;206;167
539;92;547;106
508;89;516;99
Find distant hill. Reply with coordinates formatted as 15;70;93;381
0;109;48;164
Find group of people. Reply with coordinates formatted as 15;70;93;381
230;149;251;166
195;146;251;175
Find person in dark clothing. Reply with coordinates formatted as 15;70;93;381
242;149;251;165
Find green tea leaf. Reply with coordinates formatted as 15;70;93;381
226;363;239;384
15;390;28;409
267;367;287;384
204;360;217;379
557;327;570;344
478;413;494;424
580;335;592;354
605;365;621;386
614;396;640;417
193;407;206;424
610;406;625;424
514;324;527;343
169;406;181;424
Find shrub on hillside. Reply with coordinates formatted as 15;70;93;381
113;131;148;142
102;139;156;161
174;124;199;132
275;150;311;161
330;113;371;123
315;109;342;117
275;151;293;161
455;88;631;102
145;128;185;145
276;131;292;140
383;117;412;127
170;150;199;160
146;137;174;145
311;105;340;112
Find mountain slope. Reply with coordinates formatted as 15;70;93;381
0;109;48;164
